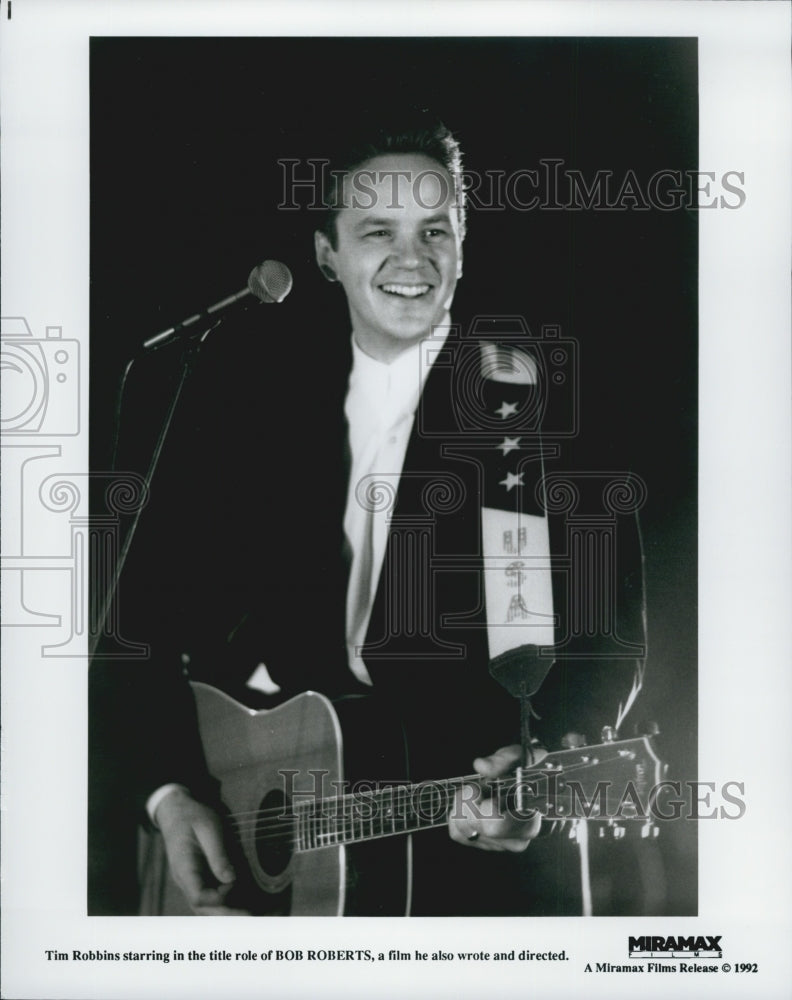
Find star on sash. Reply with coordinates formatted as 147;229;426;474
499;471;524;492
495;401;518;419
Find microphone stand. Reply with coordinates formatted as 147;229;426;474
90;318;222;660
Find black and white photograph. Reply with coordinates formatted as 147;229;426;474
88;35;698;920
1;3;790;998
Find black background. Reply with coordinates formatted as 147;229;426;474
91;37;697;914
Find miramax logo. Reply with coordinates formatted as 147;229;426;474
629;936;722;960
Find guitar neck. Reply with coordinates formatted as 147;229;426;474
291;732;665;852
294;775;477;851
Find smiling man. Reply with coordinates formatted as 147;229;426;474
314;150;463;362
123;117;647;919
314;129;551;871
314;139;468;693
145;122;546;916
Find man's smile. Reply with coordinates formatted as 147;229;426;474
378;282;433;298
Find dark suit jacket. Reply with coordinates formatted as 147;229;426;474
89;298;646;914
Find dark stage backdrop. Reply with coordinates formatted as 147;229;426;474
90;37;697;914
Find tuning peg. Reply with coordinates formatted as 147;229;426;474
561;732;588;749
600;726;616;743
641;821;660;839
632;719;661;737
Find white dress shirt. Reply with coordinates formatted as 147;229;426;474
343;319;451;684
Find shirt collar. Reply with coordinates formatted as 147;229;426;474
347;315;452;429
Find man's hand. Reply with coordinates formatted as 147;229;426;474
154;788;248;915
448;744;545;852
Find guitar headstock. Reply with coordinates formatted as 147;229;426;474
514;727;668;839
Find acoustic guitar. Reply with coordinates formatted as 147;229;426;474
139;682;665;916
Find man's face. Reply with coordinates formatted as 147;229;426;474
315;153;463;362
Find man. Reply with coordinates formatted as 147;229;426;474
95;118;645;916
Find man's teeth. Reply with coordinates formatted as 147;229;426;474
380;283;431;298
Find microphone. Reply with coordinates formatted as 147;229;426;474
143;260;293;349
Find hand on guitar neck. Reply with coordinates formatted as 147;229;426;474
448;744;545;852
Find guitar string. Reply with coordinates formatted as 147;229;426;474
225;788;629;851
227;775;480;828
223;779;488;850
222;762;640;849
222;778;648;852
221;773;478;828
222;756;617;829
221;755;616;827
237;788;648;851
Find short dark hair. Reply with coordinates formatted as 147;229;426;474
318;116;466;247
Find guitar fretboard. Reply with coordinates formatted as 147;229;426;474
293;775;479;851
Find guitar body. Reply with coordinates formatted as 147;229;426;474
139;684;411;916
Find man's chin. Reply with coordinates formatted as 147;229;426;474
384;310;448;343
354;323;432;362
354;297;452;359
380;294;449;330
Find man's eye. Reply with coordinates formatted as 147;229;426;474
425;228;449;239
364;230;390;238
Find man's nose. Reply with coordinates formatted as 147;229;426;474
390;233;424;268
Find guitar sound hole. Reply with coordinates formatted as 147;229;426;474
255;789;293;876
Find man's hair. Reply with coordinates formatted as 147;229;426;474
318;117;466;246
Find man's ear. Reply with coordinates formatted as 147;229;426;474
314;230;338;283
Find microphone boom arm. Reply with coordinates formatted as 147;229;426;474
142;260;293;350
142;288;251;349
